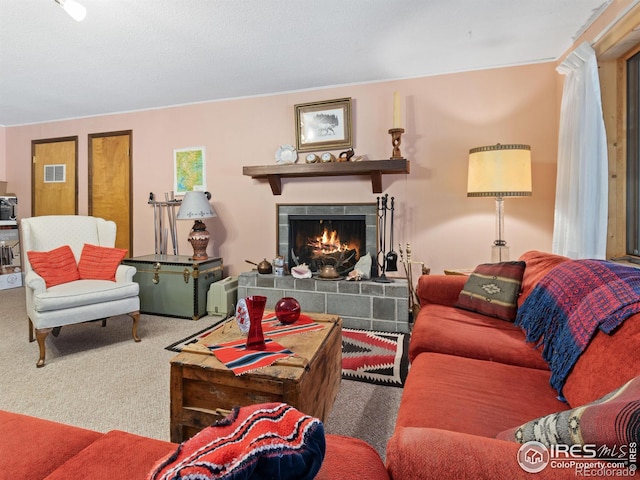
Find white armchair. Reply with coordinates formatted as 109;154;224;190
20;215;141;367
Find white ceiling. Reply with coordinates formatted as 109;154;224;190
0;0;612;126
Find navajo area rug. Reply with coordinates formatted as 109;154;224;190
341;328;409;388
166;320;409;388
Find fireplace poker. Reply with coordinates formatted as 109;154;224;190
376;196;383;273
407;243;416;303
150;193;159;254
165;192;180;255
400;244;421;323
385;197;398;272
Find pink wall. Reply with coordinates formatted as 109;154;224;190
4;62;559;275
0;127;6;182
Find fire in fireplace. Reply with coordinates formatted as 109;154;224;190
288;215;366;275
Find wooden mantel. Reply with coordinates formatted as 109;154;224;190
242;158;410;195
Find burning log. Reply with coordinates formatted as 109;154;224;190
292;226;361;275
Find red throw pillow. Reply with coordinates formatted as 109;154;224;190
77;244;127;281
27;245;80;288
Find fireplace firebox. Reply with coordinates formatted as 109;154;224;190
288;215;366;275
277;204;378;277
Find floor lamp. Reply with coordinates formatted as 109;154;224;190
467;144;532;262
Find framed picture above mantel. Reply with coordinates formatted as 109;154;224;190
294;97;352;152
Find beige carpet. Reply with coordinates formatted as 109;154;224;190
0;286;401;460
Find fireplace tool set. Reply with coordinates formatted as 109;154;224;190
148;192;182;255
375;194;397;283
399;243;429;324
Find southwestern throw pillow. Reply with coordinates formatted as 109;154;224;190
455;261;526;321
27;245;80;288
496;376;640;446
148;403;325;480
77;243;127;281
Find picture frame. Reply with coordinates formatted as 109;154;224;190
294;97;352;152
173;146;206;195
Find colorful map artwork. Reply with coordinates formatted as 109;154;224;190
174;148;205;193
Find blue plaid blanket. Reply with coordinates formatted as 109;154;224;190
515;259;640;398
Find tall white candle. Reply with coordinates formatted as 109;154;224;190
393;92;401;128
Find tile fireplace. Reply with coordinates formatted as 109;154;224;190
236;203;410;333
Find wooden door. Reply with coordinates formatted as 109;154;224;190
89;131;133;254
31;137;78;216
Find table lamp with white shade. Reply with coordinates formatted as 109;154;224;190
176;191;217;260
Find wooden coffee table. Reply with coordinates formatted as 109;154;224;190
169;312;342;443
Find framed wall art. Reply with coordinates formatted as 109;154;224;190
294;97;352;152
173;146;206;195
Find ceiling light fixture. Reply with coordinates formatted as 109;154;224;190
54;0;87;22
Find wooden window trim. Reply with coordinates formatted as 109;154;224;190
594;3;640;259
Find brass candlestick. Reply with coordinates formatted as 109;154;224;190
388;128;405;159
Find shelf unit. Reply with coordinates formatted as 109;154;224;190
242;158;410;195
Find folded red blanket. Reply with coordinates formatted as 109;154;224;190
207;314;324;375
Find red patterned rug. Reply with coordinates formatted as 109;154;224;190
167;321;409;388
341;328;409;388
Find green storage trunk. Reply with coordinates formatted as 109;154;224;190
123;254;223;320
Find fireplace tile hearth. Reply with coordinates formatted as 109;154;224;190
238;271;410;333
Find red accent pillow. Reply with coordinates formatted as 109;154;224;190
27;245;80;288
78;244;127;281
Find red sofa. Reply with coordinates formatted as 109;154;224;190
0;408;390;480
6;250;639;480
386;250;640;479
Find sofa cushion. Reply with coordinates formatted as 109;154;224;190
78;243;127;281
395;353;568;438
563;314;640;408
409;304;548;369
417;274;468;307
0;409;102;480
27;245;80;288
316;435;390;480
33;280;139;312
496;376;640;447
387;427;530;480
455;261;525;321
517;250;569;307
42;430;176;480
148;403;325;480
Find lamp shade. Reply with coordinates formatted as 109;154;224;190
467;144;532;197
176;191;217;220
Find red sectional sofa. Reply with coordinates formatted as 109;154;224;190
386;250;640;479
5;250;640;480
0;408;390;480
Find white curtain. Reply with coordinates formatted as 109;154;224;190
553;42;608;259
